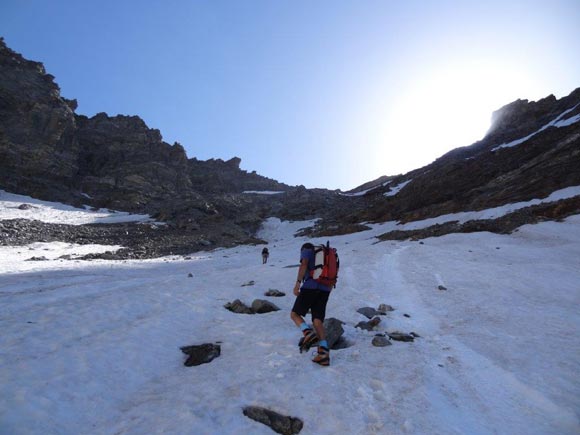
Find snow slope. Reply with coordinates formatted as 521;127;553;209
0;190;154;225
1;202;579;434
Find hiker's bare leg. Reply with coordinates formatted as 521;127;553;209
290;311;305;327
312;318;326;341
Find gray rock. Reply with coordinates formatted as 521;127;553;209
323;317;345;349
265;289;286;297
357;307;381;319
372;335;392;347
224;299;254;314
251;299;280;314
378;304;395;313
241;280;255;287
438;285;447;291
388;331;415;342
25;256;48;261
243;406;303;435
355;316;381;331
180;343;221;367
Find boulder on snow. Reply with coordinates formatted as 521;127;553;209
224;299;254;314
241;280;255;287
372;335;392;347
378;303;395;313
265;289;286;297
323;317;346;349
388;331;415;342
243;406;303;435
357;307;385;318
355;316;381;331
25;256;49;261
180;343;221;367
251;299;280;314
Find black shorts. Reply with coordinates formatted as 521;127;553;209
291;289;330;321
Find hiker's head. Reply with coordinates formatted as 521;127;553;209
301;243;314;251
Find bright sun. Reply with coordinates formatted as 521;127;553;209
374;60;542;174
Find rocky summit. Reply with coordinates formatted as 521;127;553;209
1;38;579;256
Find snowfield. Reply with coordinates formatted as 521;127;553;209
0;190;154;225
1;196;579;434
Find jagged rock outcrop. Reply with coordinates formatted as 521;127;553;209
0;39;354;248
0;38;79;204
325;88;580;228
75;113;194;211
1;37;579;255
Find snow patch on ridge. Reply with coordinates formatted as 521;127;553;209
492;104;580;151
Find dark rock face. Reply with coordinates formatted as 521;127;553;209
0;39;355;250
75;113;194;212
0;219;263;259
377;196;580;242
340;89;580;227
0;38;79;204
1;38;579;256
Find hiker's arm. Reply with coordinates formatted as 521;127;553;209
293;258;309;296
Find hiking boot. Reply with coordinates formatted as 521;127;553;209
312;346;330;366
298;329;318;353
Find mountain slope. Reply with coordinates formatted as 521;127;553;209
1;210;579;434
1;37;579;253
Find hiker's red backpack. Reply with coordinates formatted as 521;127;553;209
310;241;340;288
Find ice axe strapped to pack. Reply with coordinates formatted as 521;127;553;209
310;241;339;288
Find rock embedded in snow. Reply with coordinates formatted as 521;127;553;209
372;335;392;347
242;406;303;435
25;256;49;261
264;289;286;297
438;285;447;291
224;299;254;314
251;299;280;314
388;332;415;342
357;307;384;319
378;303;395;313
241;280;255;287
323;318;345;349
180;343;221;367
355;316;381;331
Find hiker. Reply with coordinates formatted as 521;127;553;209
261;247;269;264
290;242;333;366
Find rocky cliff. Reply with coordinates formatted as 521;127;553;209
338;88;580;228
1;37;579;256
0;38;355;251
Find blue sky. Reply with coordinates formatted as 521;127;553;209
1;1;579;190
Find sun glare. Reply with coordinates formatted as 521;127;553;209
373;60;541;174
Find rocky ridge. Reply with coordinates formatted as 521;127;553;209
1;37;579;256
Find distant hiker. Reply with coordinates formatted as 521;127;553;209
290;241;339;366
261;247;269;264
